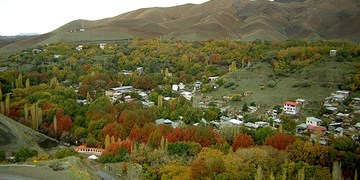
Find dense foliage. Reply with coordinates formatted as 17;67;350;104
0;39;359;178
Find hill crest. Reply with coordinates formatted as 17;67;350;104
0;0;359;54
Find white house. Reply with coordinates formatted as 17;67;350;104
330;50;337;57
99;43;106;50
178;83;185;90
208;76;219;82
76;45;83;51
283;101;300;115
172;84;179;91
306;117;322;126
195;81;202;91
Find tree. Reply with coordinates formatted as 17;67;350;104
148;129;162;149
158;95;163;108
160;165;191;180
264;133;297;150
254;127;277;145
232;133;255;151
24;104;29;123
0;150;5;161
25;78;30;90
30;103;42;131
15;147;38;162
191;158;208;180
5;93;10;116
105;134;111;148
229;61;237;72
242;103;249;112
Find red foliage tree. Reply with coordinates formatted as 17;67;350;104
103;122;124;140
129;124;142;142
190;158;209;179
120;139;133;152
264;133;297;150
167;128;183;142
213;131;225;145
104;142;121;155
42;102;52;110
232;133;255;151
50;108;73;135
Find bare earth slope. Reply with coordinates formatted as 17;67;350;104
0;0;359;53
0;114;59;152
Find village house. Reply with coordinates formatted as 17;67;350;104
306;117;322;126
99;43;106;50
330;49;337;57
283;101;301;115
208;76;219;82
195;80;202;91
74;145;104;155
76;45;83;51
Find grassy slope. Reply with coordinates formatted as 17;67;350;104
205;58;356;109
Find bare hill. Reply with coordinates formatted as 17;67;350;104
0;114;59;153
1;0;359;53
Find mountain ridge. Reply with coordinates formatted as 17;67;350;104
0;0;359;55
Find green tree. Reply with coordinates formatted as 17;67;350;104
0;150;5;161
242;103;249;112
15;147;38;162
5;93;10;116
148;129;162;149
254;126;277;145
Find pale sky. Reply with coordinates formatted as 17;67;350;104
0;0;209;36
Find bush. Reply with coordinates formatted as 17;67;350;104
267;81;276;88
0;150;5;161
15;147;38;162
231;95;241;101
224;82;235;88
168;142;201;156
55;148;78;159
293;81;311;88
100;148;129;163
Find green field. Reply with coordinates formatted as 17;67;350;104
205;58;357;109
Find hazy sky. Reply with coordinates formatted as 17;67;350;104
0;0;209;36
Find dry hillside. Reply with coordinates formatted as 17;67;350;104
0;0;359;54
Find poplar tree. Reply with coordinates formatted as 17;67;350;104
53;115;57;135
0;87;2;102
24;104;29;122
5;93;10;116
31;104;42;131
25;78;30;90
0;102;4;114
158;95;163;108
105;134;111;148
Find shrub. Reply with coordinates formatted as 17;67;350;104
55;148;78;159
224;82;235;88
267;81;276;88
0;150;5;161
231;95;241;101
168;142;201;156
15;147;38;162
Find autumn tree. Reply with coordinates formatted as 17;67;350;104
232;133;255;151
5;93;10;116
50;108;73;136
191;158;208;180
264;133;297;150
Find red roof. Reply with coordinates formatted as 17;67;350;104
307;124;326;131
284;101;298;106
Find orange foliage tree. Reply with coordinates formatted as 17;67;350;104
50;108;73;135
232;133;255;151
264;133;297;150
103;121;125;140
